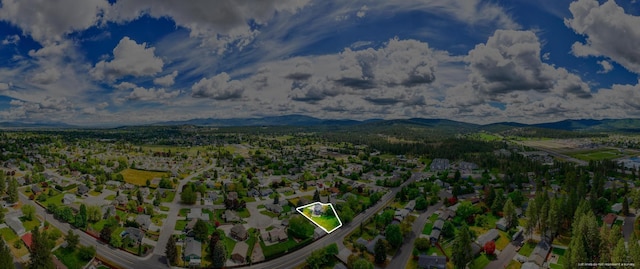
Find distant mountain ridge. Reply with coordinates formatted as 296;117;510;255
3;115;640;132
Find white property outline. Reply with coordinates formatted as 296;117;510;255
295;202;343;234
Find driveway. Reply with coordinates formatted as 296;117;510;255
486;238;522;269
622;213;637;242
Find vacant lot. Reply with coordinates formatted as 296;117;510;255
120;169;168;186
302;206;341;232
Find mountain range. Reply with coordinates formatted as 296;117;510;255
2;115;640;132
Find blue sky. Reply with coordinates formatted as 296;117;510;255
0;0;639;126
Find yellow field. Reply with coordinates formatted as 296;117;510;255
120;168;168;186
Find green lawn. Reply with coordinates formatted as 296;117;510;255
568;149;624;161
422;222;433;235
54;247;92;269
468;254;491;269
495;231;510;250
260;211;278;218
0;228;18;242
89;220;107;233
260;237;310;259
506;260;522;269
518;241;537;257
21;217;41;232
105;194;116;201
179;208;189;217
302;206;340;232
160;191;176;202
428;213;438;222
43;192;65;207
222;235;236;259
237;208;251;218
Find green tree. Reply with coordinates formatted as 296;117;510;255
78;245;96;261
180;186;197;205
491;189;505;215
7;178;18;204
65;230;79;250
340;205;354;223
306;248;327;269
612;238;628;264
100;225;112;243
628;233;640;267
0;239;13;269
502;198;517;230
452;224;473;269
622;197;630;216
21;204;36;221
76;204;87;228
193;219;209;241
374;238;387;264
385;224;402;248
352;258;374;269
110;235;122;248
273;193;279;205
0;173;6;195
211;240;226;269
441;220;455;238
456;201;479;223
165;236;178;266
313;189;320;202
415;196;428;210
86;205;102;223
29;227;54;269
289;215;314;239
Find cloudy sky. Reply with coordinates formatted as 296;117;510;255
0;0;639;126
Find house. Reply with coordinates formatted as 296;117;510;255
473;229;500;255
102;205;116;219
267;228;287;242
124;227;144;243
114;195;128;205
205;191;218;202
231;241;249;264
430;158;450;171
528;240;550;266
184;237;202;265
31;185;42;194
231;224;248;241
260;189;274;197
611;203;623;213
429;229;441;245
265;203;283;214
417;255;447;269
135;214;152;230
366;235;386;254
496;218;508;231
62;193;76;205
227;192;239;201
355;238;368;247
187;208;210;221
394;209;410;222
603;213;617;228
6;217;25;235
224;210;240;223
313;204;323;217
21;233;33;248
77;184;90;196
405;200;416;211
247;189;259;197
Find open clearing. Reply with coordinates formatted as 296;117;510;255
297;202;342;233
568;148;627;161
120;168;168;186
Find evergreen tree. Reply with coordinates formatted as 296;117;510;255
622;197;630;216
29;228;54;269
65;230;79;250
7;178;18;204
611;238;628;264
193;219;209;241
374;238;386;264
385;224;402;248
0;172;6;195
76;204;87;228
313;189;320;202
565;233;587;268
273;193;279;204
211;240;226;269
628;233;640;266
0;239;13;269
165;236;178;266
502;198;517;230
452;224;473;269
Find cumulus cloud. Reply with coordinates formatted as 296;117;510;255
0;0;108;45
597;60;613;74
153;71;179;87
565;0;640;74
336;38;437;89
191;72;244;100
91;37;164;82
1;35;20;45
126;87;180;102
0;82;9;91
357;5;369;18
466;30;591;100
31;68;62;85
106;0;311;53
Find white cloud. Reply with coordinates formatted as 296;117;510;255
106;0;311;54
1;35;20;45
30;68;62;85
465;30;591;101
153;71;179;87
91;37;164;82
191;72;244;100
0;0;108;45
356;5;369;18
0;82;9;91
126;87;180;102
565;0;640;74
597;60;614;74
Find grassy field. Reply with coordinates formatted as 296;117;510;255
302;206;340;232
568;148;625;161
468;254;491;269
422;222;433;235
518;241;537;257
120;168;168;186
0;228;17;242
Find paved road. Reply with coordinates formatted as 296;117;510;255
622;213;637;242
153;163;217;256
18;192;167;269
241;174;422;269
486;239;521;269
389;201;443;269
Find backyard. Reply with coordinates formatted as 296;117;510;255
120;168;168;186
